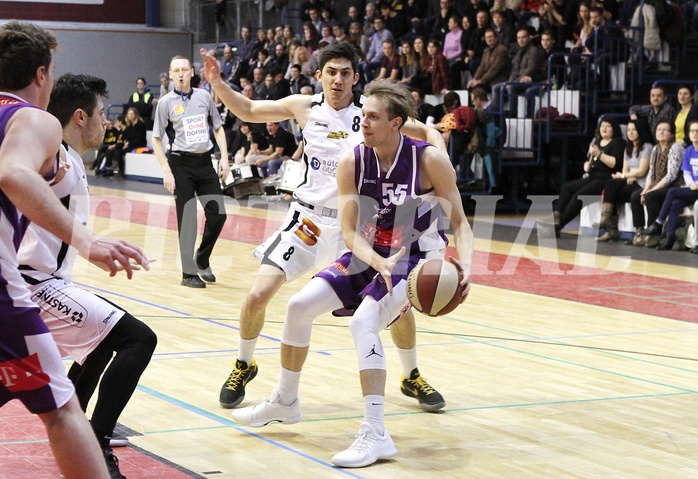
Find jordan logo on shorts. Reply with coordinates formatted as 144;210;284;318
365;345;383;359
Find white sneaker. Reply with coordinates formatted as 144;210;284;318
331;422;397;468
232;389;302;427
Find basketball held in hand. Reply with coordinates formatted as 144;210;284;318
407;259;468;317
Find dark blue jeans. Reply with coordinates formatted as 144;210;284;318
656;186;698;237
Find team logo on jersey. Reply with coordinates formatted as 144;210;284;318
173;104;185;115
310;157;321;170
327;131;349;140
31;284;88;328
0;353;50;392
294;217;320;246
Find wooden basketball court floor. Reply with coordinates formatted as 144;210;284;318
2;182;698;479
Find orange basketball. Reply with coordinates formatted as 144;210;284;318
407;259;467;316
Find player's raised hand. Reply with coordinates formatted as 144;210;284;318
200;48;221;83
82;238;150;279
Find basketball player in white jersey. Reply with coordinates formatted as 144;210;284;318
18;74;157;478
201;43;449;413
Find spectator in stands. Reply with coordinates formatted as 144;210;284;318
380;2;410;41
536;29;566;84
124;77;153;129
591;0;618;21
403;36;431;93
281;24;297;49
630;120;685;247
489;27;544;115
271;42;290;74
229;121;264;162
429;0;456;41
492;10;515;49
405;0;429;37
267;66;291;100
366;16;394;80
410;87;434;123
399;39;420;84
320;24;336;44
343;4;363;34
92;118;123;174
550;117;625;237
490;0;517;30
638;121;698;250
427;90;461;147
348;21;370;59
332;23;348;43
551;0;581;46
284;40;301;79
251;67;268;98
233;25;256;80
302;21;320;53
462;0;492;23
288;64;311;94
292;46;314;80
571;2;593;52
159;72;174;99
467;28;510;92
254;122;298;177
375;39;401;80
443;14;464;87
320;7;335;29
301;0;324;22
468;10;492;77
583;6;628;86
307;6;324;33
220;45;240;84
425;39;451;95
122;107;148;153
626;0;661;66
364;2;379;37
253;28;271;61
675;85;698;146
597;119;653;242
254;48;274;76
629;85;676;138
517;0;544;27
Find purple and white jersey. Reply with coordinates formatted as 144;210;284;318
0;94;36;253
0;94;74;413
353;134;447;257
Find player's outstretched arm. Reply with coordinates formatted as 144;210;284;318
0;109;149;279
200;48;311;126
402;118;447;153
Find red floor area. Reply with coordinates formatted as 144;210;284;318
93;195;697;323
0;402;198;479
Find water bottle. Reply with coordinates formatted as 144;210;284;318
551;75;558;90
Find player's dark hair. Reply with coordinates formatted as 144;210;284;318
318;41;359;75
48;74;108;127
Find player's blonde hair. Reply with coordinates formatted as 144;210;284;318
363;80;418;129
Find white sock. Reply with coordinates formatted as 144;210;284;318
396;347;418;378
277;367;301;406
364;395;385;436
238;337;258;364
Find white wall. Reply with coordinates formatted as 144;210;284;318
47;24;192;111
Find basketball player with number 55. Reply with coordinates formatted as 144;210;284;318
201;43;451;416
232;80;473;468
